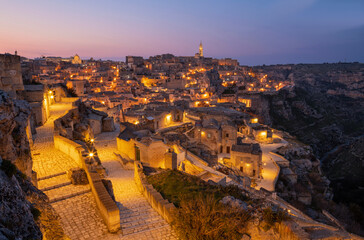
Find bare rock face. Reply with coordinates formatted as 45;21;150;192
0;90;32;178
0;158;42;240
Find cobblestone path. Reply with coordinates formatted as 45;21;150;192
32;103;117;240
95;126;177;240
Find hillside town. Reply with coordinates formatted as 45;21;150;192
1;46;363;240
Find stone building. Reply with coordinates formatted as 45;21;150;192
71;54;82;65
195;118;237;156
116;124;170;168
0;54;24;98
228;141;262;178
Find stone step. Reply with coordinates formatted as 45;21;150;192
40;181;72;192
119;202;152;211
50;189;91;203
37;171;66;181
122;220;170;236
119;205;156;216
38;173;70;190
120;210;161;223
45;183;90;201
121;217;168;233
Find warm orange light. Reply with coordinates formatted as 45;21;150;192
201;131;205;136
89;153;94;157
48;90;52;94
101;101;105;104
50;95;54;99
134;121;139;125
166;114;172;121
246;163;251;167
90;139;94;143
251;118;258;123
260;131;267;137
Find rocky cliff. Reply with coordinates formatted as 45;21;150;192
0;90;33;178
249;63;364;235
0;90;67;240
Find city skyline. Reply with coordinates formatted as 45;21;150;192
1;0;364;65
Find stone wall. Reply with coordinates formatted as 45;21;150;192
117;137;168;168
54;135;84;167
54;131;120;232
0;54;24;98
134;161;176;223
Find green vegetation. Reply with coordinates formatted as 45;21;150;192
147;170;249;207
147;170;251;240
1;159;17;178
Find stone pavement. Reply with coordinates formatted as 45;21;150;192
95;125;177;240
32;102;117;240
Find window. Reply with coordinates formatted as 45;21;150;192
226;146;230;154
240;167;244;172
225;133;229;138
253;170;256;176
207;133;211;138
220;145;223;153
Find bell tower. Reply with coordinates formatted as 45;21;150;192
199;41;203;57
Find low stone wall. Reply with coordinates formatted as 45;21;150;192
134;161;176;223
53;134;120;232
60;97;79;103
174;144;209;166
270;151;290;167
54;135;83;167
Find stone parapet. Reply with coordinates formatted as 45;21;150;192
53;133;120;233
134;161;176;223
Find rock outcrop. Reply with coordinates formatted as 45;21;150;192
247;63;364;235
0;158;42;240
0;90;67;239
0;90;33;178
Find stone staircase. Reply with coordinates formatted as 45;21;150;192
119;198;171;236
37;172;91;203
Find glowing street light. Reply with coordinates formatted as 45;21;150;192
89;152;94;157
90;139;94;143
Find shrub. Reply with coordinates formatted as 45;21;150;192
262;207;290;228
173;194;250;240
1;160;17;178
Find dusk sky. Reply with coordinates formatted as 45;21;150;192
1;0;364;65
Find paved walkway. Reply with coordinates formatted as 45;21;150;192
95;125;177;240
32;102;116;240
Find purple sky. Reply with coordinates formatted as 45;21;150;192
1;0;363;65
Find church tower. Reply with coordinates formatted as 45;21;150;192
199;41;203;57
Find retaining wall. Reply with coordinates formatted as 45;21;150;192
134;161;176;223
54;134;120;232
270;151;290;167
60;97;80;103
173;144;209;166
